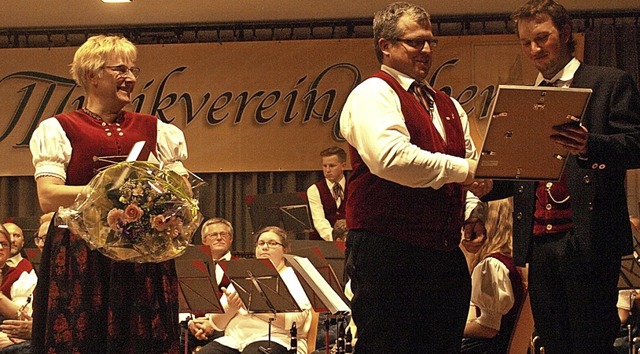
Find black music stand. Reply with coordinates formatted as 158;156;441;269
223;258;302;353
289;247;350;307
290;240;346;286
175;245;224;354
175;245;224;315
283;253;350;354
246;192;315;239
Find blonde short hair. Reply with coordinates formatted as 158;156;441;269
70;35;137;88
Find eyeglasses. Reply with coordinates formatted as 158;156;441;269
395;37;439;51
103;65;141;78
0;242;9;249
34;235;45;244
203;232;232;240
255;240;284;248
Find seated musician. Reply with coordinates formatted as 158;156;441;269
195;226;312;354
460;198;525;353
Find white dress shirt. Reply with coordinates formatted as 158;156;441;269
306;176;346;241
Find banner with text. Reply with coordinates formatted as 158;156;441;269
0;34;583;175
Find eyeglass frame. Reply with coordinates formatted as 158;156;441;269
255;240;284;248
103;65;141;78
203;231;232;240
33;232;45;244
394;37;439;51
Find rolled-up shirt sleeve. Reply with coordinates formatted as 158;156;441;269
30;117;71;182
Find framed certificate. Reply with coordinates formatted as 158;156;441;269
475;84;592;181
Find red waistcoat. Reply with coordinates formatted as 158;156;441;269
55;110;158;186
315;179;347;227
345;71;466;250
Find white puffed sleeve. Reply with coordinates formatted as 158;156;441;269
156;120;189;176
10;270;37;316
470;257;515;331
29;118;71;181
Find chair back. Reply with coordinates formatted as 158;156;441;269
508;288;535;354
306;309;320;353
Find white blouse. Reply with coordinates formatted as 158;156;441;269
29;116;188;181
212;266;312;353
469;256;515;331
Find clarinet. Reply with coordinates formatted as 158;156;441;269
336;317;345;354
345;327;353;354
289;321;297;354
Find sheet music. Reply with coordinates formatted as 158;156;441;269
284;254;350;314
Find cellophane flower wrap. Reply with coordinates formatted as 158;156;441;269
57;161;204;263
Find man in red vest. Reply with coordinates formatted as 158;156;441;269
306;146;348;241
339;2;490;353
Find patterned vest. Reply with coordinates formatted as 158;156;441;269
345;71;466;250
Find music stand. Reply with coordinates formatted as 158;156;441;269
245;192;315;239
283;253;350;354
289;247;350;307
175;245;224;315
223;258;302;353
290;240;346;286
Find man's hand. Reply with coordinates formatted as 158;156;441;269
461;219;486;254
188;317;214;341
551;121;588;156
465;179;493;198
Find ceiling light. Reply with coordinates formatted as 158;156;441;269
102;0;132;3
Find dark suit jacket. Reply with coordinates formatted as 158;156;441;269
484;63;640;267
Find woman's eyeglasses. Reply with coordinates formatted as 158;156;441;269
103;65;141;78
255;240;283;248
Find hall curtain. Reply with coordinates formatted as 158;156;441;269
583;22;640;217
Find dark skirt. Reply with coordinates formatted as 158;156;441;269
31;225;180;354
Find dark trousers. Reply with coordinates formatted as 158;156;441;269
346;230;471;354
529;232;620;354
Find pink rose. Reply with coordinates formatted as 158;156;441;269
151;215;169;231
107;209;125;230
123;204;144;223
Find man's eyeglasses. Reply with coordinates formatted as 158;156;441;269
104;65;141;78
34;235;45;244
395;37;439;51
203;232;232;240
0;241;10;249
255;240;284;248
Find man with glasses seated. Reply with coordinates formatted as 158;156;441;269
184;217;238;351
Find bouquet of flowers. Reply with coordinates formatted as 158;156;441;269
58;161;204;263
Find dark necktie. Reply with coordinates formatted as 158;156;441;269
332;183;344;202
410;81;434;114
538;80;556;87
